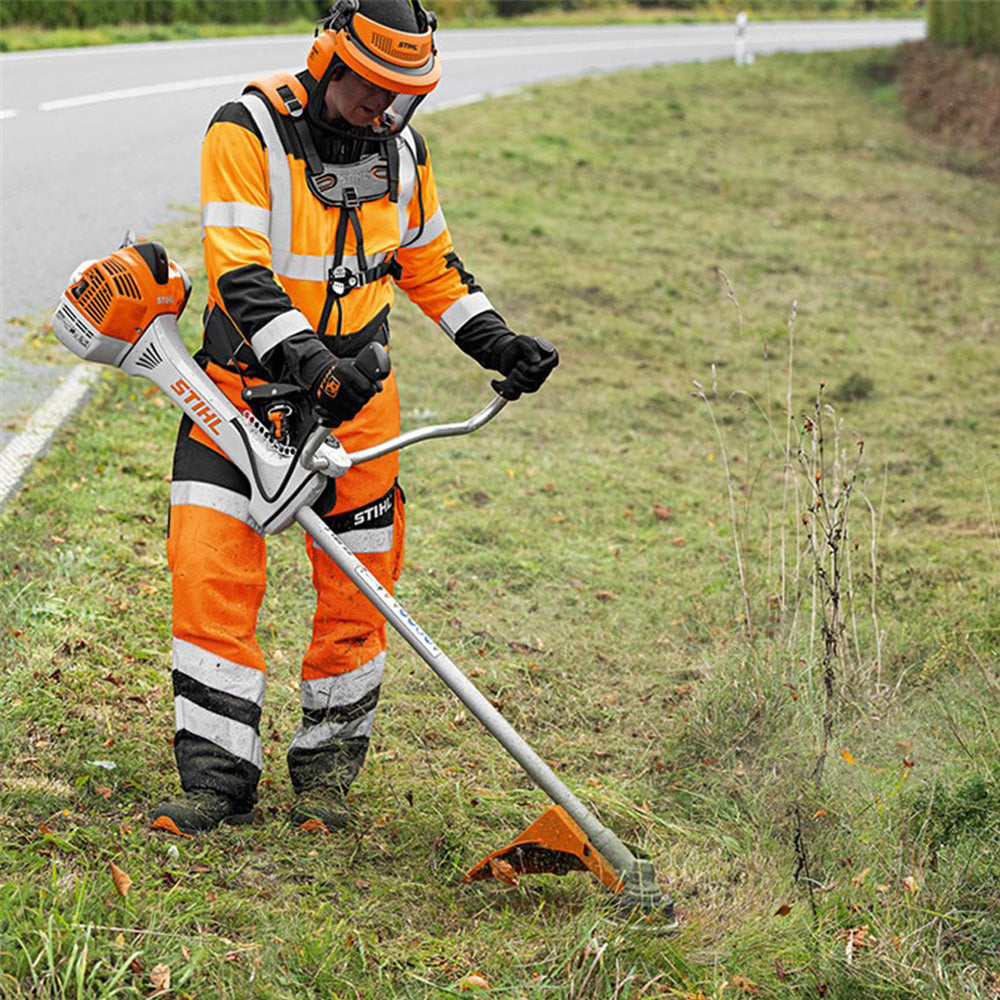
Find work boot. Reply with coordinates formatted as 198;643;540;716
290;784;352;832
150;789;254;835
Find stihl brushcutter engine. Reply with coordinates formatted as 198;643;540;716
52;239;674;925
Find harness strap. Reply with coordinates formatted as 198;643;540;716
276;83;327;180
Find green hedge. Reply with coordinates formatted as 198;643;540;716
928;0;1000;54
0;0;320;29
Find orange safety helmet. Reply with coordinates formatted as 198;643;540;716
307;0;440;136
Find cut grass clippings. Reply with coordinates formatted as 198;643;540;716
1;48;999;999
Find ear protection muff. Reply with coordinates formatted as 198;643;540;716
307;0;357;82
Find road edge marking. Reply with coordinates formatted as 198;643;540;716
0;364;101;511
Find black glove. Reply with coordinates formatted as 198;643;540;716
311;354;383;426
271;330;385;426
453;311;559;401
491;335;559;400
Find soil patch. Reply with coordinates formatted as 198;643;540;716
893;40;1000;173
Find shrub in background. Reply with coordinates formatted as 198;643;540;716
928;0;1000;54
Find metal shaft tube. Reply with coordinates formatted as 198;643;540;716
295;505;637;876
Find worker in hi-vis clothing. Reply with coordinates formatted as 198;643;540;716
151;0;558;835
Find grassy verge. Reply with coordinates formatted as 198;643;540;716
0;3;924;52
1;48;998;1000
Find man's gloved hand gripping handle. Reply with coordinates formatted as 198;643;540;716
277;331;389;426
454;311;558;401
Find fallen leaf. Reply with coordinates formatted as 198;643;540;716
730;973;760;993
652;504;673;521
594;590;616;602
38;822;55;836
851;867;870;887
839;925;873;947
840;748;856;764
488;856;520;886
902;875;919;895
149;963;170;991
109;861;132;898
774;903;792;916
50;535;66;544
95;786;112;801
456;973;490;991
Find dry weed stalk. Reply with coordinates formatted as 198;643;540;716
799;381;865;787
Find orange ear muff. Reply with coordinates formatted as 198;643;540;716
307;30;339;83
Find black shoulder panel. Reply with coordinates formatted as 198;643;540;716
408;127;428;166
207;101;263;144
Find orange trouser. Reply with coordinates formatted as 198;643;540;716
166;366;404;805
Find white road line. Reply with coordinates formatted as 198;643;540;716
39;69;293;111
0;34;303;60
35;38;713;113
0;109;18;120
0;364;101;510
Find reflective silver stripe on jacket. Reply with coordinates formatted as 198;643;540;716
402;205;446;249
270;248;388;284
252;307;311;358
202;200;271;236
239;93;293;256
439;291;495;339
396;128;419;245
170;481;251;526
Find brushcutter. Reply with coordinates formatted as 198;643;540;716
52;239;674;925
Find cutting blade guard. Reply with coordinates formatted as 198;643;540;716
464;805;675;925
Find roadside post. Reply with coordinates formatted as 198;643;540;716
735;11;750;66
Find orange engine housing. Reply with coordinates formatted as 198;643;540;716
67;243;189;344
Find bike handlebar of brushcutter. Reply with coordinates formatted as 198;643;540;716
299;340;510;475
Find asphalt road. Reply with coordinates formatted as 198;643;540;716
0;18;924;459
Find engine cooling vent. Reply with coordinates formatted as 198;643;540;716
76;270;115;325
112;271;142;300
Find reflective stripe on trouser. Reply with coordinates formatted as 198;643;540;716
167;369;403;803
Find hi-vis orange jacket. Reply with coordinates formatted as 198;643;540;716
198;70;496;379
